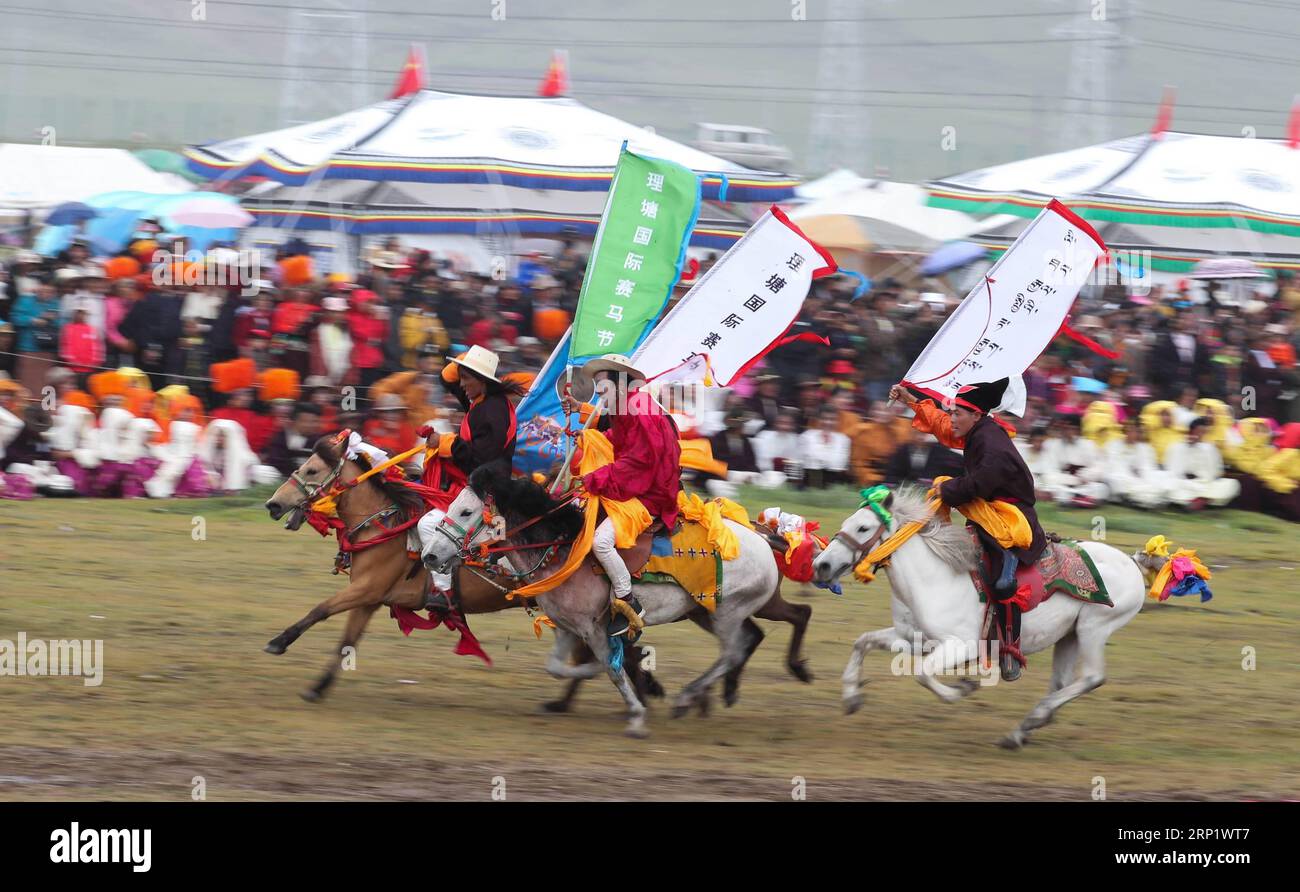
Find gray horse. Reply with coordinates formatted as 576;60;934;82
423;468;781;738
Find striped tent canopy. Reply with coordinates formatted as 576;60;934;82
964;215;1297;275
927;131;1300;238
233;178;754;250
185;89;797;203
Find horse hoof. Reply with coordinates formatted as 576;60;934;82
724;689;739;708
300;688;322;703
697;697;711;718
540;700;571;714
670;702;690;719
625;719;650;739
997;732;1026;750
264;640;286;655
790;661;815;684
843;693;863;715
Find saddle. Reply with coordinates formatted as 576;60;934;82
972;534;1115;611
611;517;678;575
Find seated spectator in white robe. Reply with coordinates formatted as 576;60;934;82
200;418;281;492
1033;416;1110;506
145;398;214;499
1161;416;1241;509
1103;419;1169;509
796;408;852;489
45;403;101;495
752;411;802;488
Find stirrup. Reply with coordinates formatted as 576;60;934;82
607;594;645;642
424;587;454;615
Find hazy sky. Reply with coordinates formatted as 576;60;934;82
1;0;1296;182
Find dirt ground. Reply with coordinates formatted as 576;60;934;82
2;488;1297;801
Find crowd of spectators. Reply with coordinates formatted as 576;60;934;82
1;230;1298;522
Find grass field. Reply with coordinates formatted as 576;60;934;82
1;486;1297;801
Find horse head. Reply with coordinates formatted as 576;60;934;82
812;488;895;585
264;434;350;531
420;463;512;573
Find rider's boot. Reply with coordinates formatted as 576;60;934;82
423;570;456;614
593;520;644;642
994;547;1020;598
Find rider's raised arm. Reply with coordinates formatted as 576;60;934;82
911;398;965;449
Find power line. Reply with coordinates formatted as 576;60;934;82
0;4;1113;50
1138;10;1300;41
158;1;1085;24
3;46;1295;126
4;56;1282;134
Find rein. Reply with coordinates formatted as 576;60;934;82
849;497;947;583
298;442;432;559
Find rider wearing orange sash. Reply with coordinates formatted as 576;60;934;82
561;354;681;639
891;378;1045;681
416;345;521;610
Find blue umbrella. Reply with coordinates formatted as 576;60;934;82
1071;376;1107;395
45;201;100;226
920;240;986;277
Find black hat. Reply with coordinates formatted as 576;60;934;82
952;378;1009;414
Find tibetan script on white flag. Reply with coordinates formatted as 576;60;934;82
902;199;1106;412
634;206;836;385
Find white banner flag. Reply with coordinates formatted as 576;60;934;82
632;206;836;384
902;199;1106;415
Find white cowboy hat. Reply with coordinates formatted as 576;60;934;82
368;249;406;269
447;344;501;384
561;353;646;403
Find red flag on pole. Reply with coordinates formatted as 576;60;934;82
1151;85;1176;140
538;50;569;98
389;44;426;99
1288;95;1300;150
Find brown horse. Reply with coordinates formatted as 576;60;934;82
262;436;667;706
262;436;813;706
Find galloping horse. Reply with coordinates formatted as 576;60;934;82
812;487;1144;748
261;436;811;711
423;465;784;738
262;436;667;706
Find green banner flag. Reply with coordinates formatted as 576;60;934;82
569;147;701;361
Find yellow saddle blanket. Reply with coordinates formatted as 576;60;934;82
636;521;726;613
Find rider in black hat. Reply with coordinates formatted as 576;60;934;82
890;378;1046;681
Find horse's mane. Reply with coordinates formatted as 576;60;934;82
313;435;425;515
887;485;979;573
468;462;585;546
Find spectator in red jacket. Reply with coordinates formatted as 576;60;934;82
59;305;104;379
348;290;388;391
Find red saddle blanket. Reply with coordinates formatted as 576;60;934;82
972;537;1114;611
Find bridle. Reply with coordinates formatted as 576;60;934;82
430;501;495;560
430;490;579;571
831;519;890;568
286;454;346;507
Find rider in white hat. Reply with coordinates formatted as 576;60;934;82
416;344;526;611
561;354;682;640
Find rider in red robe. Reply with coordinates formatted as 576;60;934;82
563;354;680;639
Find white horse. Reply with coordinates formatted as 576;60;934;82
423;469;780;738
812;487;1144;748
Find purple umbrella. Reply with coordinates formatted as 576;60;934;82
920;240;986;276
